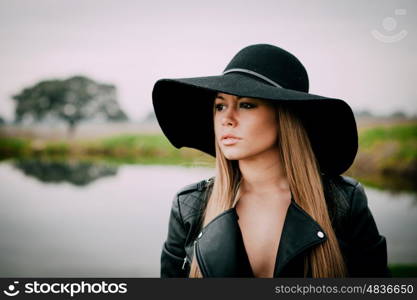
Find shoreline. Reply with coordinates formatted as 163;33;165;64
1;120;416;192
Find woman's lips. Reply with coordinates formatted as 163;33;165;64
222;137;241;146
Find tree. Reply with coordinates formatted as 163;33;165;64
353;109;373;118
390;110;407;119
142;111;157;124
14;160;118;186
13;76;128;136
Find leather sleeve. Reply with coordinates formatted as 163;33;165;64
346;182;391;277
160;194;188;278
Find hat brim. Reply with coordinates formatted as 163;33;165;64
152;72;358;175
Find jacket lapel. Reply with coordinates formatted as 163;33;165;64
194;208;253;277
195;199;327;277
273;200;327;276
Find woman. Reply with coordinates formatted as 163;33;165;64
152;44;390;278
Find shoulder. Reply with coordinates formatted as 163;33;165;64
176;177;213;196
322;174;368;226
323;174;362;200
173;176;214;222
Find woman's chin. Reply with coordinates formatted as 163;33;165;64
222;149;248;161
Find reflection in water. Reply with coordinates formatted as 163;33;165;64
0;162;215;277
13;160;118;186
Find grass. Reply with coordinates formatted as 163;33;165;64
1;123;416;190
346;123;417;191
358;124;417;161
389;264;417;277
0;136;31;156
0;133;215;167
359;124;417;146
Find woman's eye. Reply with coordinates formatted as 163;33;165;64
215;104;225;111
240;102;256;109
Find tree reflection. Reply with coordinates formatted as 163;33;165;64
13;160;118;186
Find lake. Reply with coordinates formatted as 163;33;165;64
0;160;416;277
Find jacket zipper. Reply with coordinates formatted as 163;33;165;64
194;239;208;277
181;256;188;270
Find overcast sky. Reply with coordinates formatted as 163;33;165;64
0;0;416;121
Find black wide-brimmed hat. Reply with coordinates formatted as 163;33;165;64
152;44;358;175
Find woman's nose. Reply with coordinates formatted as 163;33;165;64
221;108;237;126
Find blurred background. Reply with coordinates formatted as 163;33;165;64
0;0;416;277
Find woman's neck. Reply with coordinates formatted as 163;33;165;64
238;146;290;197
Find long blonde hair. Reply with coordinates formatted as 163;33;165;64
188;102;347;278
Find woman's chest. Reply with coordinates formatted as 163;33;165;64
236;200;290;277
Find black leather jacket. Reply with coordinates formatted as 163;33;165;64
161;175;390;277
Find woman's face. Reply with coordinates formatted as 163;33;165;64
214;92;279;160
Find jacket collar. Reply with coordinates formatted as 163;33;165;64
194;198;327;277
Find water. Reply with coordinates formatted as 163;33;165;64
0;160;415;277
0;161;215;277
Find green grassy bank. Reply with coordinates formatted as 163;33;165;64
1;122;416;190
0;133;214;167
346;123;417;191
389;264;417;277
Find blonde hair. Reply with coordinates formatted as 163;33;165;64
188;102;347;278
